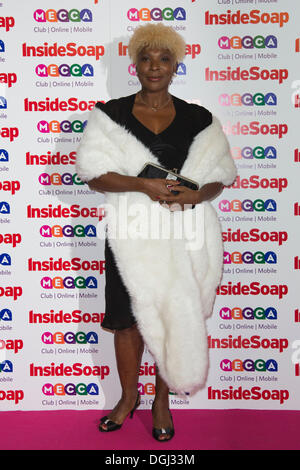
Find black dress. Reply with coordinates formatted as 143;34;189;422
96;93;212;330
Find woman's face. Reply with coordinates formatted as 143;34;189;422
136;46;177;92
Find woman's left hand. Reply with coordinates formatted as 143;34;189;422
159;185;202;211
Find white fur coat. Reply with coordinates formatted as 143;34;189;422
76;103;237;394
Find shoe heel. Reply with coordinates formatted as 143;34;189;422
130;392;140;419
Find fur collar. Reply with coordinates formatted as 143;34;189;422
76;104;237;394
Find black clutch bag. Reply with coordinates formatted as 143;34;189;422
137;162;199;196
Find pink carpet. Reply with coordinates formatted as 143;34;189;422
1;409;300;450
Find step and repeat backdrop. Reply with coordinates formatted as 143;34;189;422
1;0;300;411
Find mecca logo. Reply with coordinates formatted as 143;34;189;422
0;308;12;322
0;360;13;373
40;276;98;289
35;63;94;78
38;173;85;186
22;43;104;60
0;97;7;109
220;358;278;372
0;253;11;267
205;10;289;28
40;224;97;238
37;120;87;133
0;202;10;215
0;40;5;52
42;383;99;396
222;228;288;246
219;92;277;107
229;176;287;193
205;66;288;84
223;251;277;265
41;331;98;345
0;149;9;162
232;146;277;161
33;9;93;23
218;199;277;212
223;121;288;139
218;35;278;50
127;7;186;21
219;306;277;321
128;62;186;77
0;16;15;32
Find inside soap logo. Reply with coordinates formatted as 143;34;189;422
0;17;15;32
127;7;186;21
33;9;93;23
205;10;289;28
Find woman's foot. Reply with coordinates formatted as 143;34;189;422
99;392;140;431
151;398;174;441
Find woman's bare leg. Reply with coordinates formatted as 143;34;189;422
152;368;174;440
99;323;144;430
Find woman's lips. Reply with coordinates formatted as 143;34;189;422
147;76;162;82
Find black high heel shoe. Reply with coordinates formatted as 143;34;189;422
99;392;140;432
152;407;175;442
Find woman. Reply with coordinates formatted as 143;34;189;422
76;23;237;442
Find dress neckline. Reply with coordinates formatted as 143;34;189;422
129;92;177;136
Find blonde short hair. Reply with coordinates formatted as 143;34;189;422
128;23;186;64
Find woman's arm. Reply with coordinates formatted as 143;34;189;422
88;172;180;202
88;172;145;193
195;182;224;203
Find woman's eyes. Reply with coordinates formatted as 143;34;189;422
140;56;170;62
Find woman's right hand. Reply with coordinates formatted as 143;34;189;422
140;178;181;203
